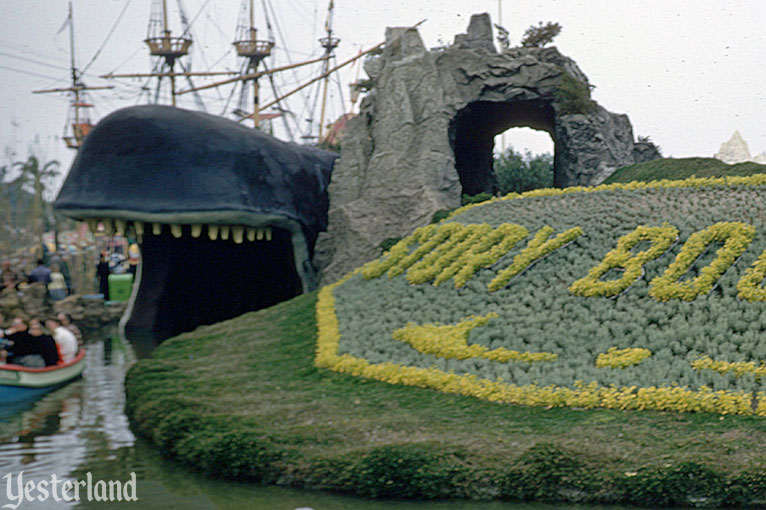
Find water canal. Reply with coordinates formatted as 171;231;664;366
0;331;658;509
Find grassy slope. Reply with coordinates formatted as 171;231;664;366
126;292;766;505
604;157;766;184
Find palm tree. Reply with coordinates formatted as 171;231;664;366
12;155;60;252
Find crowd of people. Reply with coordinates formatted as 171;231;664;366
0;313;83;367
1;254;74;301
0;247;138;301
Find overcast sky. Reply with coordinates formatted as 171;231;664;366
0;0;764;197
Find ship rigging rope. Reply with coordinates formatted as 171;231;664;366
176;0;192;34
261;60;296;142
0;51;70;72
261;0;275;40
81;0;133;75
178;0;213;40
263;0;314;117
0;64;64;82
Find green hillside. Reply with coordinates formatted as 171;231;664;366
604;157;766;184
126;174;766;506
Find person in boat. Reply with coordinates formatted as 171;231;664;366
27;318;60;367
3;317;35;365
57;312;84;347
45;318;78;363
2;317;49;368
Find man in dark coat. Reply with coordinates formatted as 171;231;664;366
28;259;52;285
27;318;59;367
97;252;110;299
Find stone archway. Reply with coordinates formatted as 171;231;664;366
449;100;556;196
315;13;660;284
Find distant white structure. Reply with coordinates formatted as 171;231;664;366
714;131;766;164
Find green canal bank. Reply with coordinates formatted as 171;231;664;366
125;292;766;507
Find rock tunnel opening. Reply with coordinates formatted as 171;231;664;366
124;226;303;342
449;100;557;196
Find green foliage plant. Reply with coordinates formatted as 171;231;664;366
554;69;596;115
378;237;402;254
461;192;493;205
351;444;464;499
520;21;562;48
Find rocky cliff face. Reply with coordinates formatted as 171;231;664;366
316;13;656;284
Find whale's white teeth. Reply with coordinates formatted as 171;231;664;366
85;218;99;234
232;226;244;244
103;218;115;235
114;219;127;236
85;220;273;242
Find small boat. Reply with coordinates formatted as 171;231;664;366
0;349;86;404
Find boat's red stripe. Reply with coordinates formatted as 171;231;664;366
0;348;86;373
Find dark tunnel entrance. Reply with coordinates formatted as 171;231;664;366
125;226;303;342
448;100;557;196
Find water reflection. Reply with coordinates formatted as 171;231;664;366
0;330;652;510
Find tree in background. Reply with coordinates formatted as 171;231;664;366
13;155;60;251
521;21;562;48
494;146;554;195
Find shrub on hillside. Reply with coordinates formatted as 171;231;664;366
521;21;562;48
554;70;596;115
351;444;465;499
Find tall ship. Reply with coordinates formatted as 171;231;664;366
42;0;381;150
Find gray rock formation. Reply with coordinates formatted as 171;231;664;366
316;13;655;284
0;284;126;330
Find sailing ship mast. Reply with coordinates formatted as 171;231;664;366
317;0;340;140
233;0;274;128
33;1;112;150
101;0;237;108
143;0;191;106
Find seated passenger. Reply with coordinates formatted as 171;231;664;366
45;318;78;363
27;318;60;367
4;317;44;368
57;312;83;347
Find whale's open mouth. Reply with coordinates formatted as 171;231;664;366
55;105;336;341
